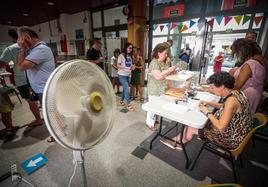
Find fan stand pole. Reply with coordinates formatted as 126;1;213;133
72;150;88;187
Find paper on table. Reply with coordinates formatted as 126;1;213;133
162;103;189;114
194;92;219;101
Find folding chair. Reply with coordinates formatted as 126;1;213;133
190;113;267;183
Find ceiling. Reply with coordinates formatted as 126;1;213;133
0;0;126;26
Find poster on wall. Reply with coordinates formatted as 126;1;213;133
221;0;257;10
163;4;185;18
75;29;84;39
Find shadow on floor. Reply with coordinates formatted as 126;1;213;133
1;124;50;149
135;121;268;187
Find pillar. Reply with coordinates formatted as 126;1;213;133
127;0;147;85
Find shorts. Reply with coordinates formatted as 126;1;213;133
17;84;39;101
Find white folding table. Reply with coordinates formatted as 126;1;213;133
142;92;219;168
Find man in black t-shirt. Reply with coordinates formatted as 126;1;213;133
86;38;104;69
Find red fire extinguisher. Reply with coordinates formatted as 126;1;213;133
60;34;68;53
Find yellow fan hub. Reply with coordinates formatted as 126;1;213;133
88;92;103;112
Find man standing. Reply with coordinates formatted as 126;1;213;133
86;38;105;70
179;43;192;70
17;27;54;106
0;29;43;126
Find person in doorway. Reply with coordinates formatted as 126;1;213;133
16;27;55;142
213;51;224;73
0;28;43;127
161;72;252;150
130;47;144;102
146;43;177;131
117;42;135;111
179;43;192;70
111;48;121;94
86;38;105;70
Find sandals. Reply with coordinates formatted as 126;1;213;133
47;136;56;143
28;120;44;127
146;125;157;131
119;100;125;106
127;104;135;111
4;126;19;132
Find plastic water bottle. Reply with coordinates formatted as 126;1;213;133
183;90;189;103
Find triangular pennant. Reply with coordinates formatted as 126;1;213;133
215;16;223;25
254;16;263;26
177;23;183;32
134;23;141;31
160;25;165;32
197;22;203;30
242;15;251;25
207;18;214;27
234;15;242;25
181;24;188;32
170;22;177;30
189;20;196;28
128;17;134;25
224;16;232;26
153;24;158;31
166;23;170;29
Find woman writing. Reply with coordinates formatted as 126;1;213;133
161;72;252;150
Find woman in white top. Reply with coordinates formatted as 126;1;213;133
117;42;135;111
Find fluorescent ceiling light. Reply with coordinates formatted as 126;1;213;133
23;13;29;16
48;2;54;5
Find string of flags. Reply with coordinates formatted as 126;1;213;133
148;14;263;32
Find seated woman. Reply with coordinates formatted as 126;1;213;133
161;71;252;150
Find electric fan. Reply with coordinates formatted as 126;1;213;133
42;60;116;187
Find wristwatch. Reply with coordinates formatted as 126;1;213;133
205;111;213;117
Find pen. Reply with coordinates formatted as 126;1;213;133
191;97;200;100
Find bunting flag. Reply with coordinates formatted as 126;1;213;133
242;15;251;25
134;23;141;31
254;16;263;26
166;23;171;29
170;22;177;30
181;24;188;32
234;15;242;25
207;18;214;27
160;25;165;32
128;17;134;25
177;23;183;32
197;22;204;30
153;24;158;31
215;16;223;25
224;16;232;26
189;20;196;28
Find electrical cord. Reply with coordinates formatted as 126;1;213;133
68;161;78;187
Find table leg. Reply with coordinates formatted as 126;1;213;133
179;124;189;169
149;116;163;150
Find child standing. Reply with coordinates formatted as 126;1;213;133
111;49;121;94
0;87;17;133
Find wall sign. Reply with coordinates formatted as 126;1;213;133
163;4;185;18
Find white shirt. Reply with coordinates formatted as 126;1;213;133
117;54;132;76
111;56;118;77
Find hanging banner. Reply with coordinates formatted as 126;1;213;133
181;24;188;32
215;16;224;25
254;16;263;26
153;24;158;31
170;22;177;30
197;22;204;31
177;23;183;32
224;16;232;26
163;4;185;18
60;35;68;53
242;15;251;25
128;17;134;25
234;15;242;25
207;18;214;27
160;25;165;32
166;23;171;29
189;20;196;28
134;24;141;31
